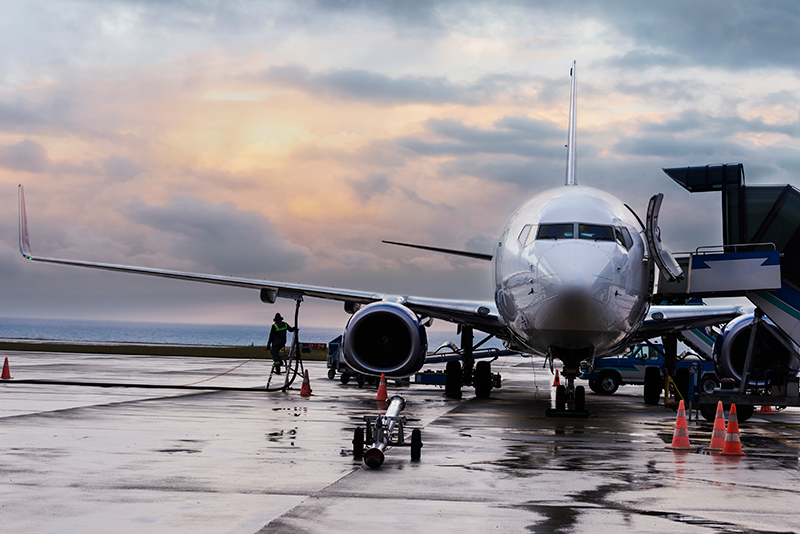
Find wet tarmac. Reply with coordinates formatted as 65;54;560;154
2;351;799;533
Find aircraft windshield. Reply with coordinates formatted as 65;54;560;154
537;223;574;240
578;224;614;242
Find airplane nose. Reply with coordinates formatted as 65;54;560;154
536;243;615;330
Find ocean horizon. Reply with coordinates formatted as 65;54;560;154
0;316;499;351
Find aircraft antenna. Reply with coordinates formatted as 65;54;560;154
565;60;577;186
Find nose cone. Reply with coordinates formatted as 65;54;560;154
536;243;614;331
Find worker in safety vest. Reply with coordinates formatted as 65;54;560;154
267;312;296;374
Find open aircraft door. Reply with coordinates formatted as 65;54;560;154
646;193;684;282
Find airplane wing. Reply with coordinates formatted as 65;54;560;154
630;304;745;343
18;185;505;336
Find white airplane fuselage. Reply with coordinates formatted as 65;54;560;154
493;185;651;372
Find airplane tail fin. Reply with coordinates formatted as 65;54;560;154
565;61;577;186
18;185;33;259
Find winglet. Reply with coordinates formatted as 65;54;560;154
18;185;32;259
565;60;577;186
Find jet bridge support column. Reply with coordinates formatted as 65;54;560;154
461;325;474;386
662;334;678;377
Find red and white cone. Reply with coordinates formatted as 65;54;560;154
299;370;313;396
1;357;11;380
667;400;694;451
375;373;388;401
759;405;773;414
720;404;746;456
552;369;560;387
706;401;726;452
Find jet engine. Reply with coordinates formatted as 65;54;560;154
713;314;800;385
341;301;428;378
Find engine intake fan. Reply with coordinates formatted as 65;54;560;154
342;301;428;378
713;313;800;385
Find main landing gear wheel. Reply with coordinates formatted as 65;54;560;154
445;360;462;399
474;361;492;399
574;385;585;412
410;428;422;461
555;385;566;411
643;367;662;405
340;371;351;385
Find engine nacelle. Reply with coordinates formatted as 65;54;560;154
341;301;428;378
713;314;800;385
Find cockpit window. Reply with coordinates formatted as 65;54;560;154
537;223;574;240
615;227;633;249
578;224;614;241
518;224;534;246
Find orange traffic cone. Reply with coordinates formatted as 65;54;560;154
1;357;11;380
299;370;313;396
552;369;560;387
759;405;773;414
375;373;388;401
720;404;746;456
706;401;726;452
667;400;694;451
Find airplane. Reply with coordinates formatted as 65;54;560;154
17;61;742;412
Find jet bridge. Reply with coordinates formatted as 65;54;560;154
661;163;800;347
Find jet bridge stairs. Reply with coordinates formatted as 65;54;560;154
657;163;800;414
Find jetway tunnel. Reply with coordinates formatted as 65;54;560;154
661;163;800;347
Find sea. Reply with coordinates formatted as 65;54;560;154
0;316;492;350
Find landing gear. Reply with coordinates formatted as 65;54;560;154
445;360;462;399
547;373;590;417
474;361;492;398
643;367;662;405
555;385;566;411
574;385;586;412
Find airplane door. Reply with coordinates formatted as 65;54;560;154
646;193;684;282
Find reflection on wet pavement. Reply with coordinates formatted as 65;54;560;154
1;353;798;533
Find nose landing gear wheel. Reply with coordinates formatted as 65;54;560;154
555;385;566;411
574;385;585;412
547;376;591;418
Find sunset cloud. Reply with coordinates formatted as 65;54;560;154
1;0;799;326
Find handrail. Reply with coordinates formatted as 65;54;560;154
671;242;777;257
694;243;776;254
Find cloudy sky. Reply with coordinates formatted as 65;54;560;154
1;1;799;328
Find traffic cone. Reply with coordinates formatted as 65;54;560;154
375;373;388;401
720;404;746;456
667;400;694;451
1;357;11;380
552;369;560;387
759;405;773;414
706;401;726;452
299;370;313;396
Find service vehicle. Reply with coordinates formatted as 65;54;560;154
580;343;718;396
